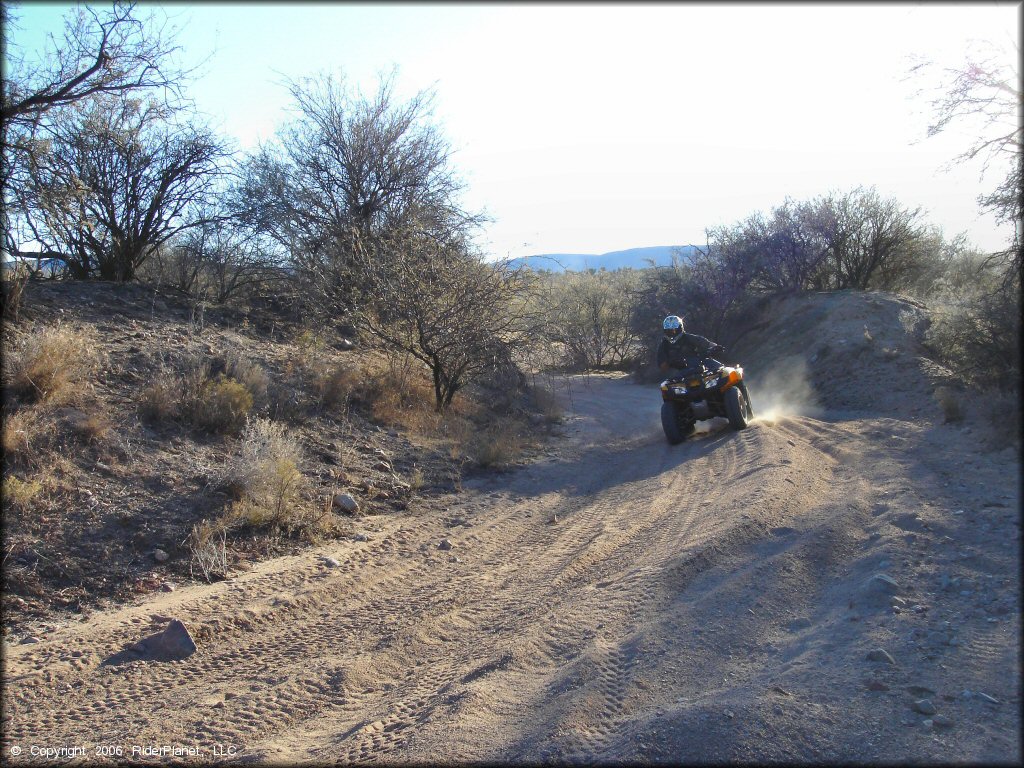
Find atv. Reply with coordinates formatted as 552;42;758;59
660;358;753;444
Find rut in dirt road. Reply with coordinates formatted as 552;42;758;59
1;375;888;764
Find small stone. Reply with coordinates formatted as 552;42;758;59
932;714;954;728
866;679;890;691
864;573;900;597
134;618;197;660
866;648;896;665
322;557;341;568
912;699;937;715
20;635;41;644
333;493;360;514
160;582;175;592
153;549;169;563
353;533;370;542
438;539;454;551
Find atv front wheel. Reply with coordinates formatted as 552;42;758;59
661;401;690;444
740;382;754;420
724;386;749;430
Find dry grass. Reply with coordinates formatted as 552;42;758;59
138;369;180;422
361;361;443;433
528;383;565;423
467;418;529;469
3;324;101;405
982;389;1021;450
312;362;363;412
67;410;112;444
2;407;58;471
2;474;44;512
2;265;29;321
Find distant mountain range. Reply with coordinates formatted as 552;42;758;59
508;245;700;272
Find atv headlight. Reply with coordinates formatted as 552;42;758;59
672;386;688;395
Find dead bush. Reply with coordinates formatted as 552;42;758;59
218;417;303;504
2;407;58;471
138;369;180;422
982;389;1021;449
528;383;565;424
4;324;100;405
467;418;528;469
312;362;362;412
2;265;29;321
187;519;230;582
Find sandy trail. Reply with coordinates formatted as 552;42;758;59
2;373;1019;764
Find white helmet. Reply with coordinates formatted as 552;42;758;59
663;315;684;343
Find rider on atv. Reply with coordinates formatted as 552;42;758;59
656;315;724;373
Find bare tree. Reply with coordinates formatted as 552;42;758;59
909;43;1022;278
20;95;231;280
2;2;184;125
537;269;644;369
353;222;534;411
234;71;475;313
2;2;189;252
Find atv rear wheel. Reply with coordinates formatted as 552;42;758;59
724;386;749;430
661;401;691;445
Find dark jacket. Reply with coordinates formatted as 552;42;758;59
656;332;717;371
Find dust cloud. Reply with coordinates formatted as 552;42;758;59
744;354;821;422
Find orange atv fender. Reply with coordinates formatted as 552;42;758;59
718;366;744;391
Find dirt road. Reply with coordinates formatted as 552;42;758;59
3;373;1020;764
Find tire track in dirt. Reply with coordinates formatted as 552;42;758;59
2;375;852;765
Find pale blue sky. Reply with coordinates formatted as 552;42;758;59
6;2;1021;259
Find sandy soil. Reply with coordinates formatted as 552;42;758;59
2;293;1021;765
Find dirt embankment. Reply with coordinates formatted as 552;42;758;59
2;288;1020;764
